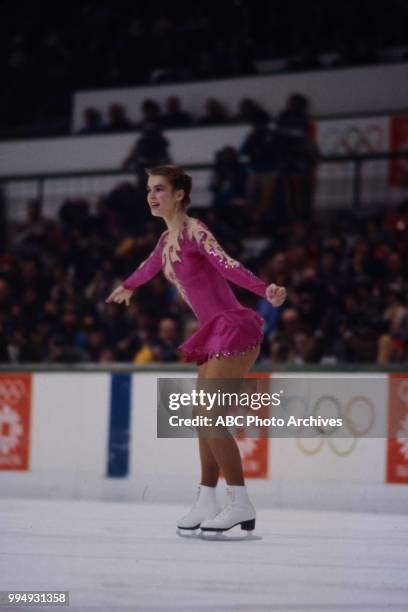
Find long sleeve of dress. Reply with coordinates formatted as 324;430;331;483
122;233;166;290
194;222;268;298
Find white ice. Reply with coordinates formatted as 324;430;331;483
0;499;407;612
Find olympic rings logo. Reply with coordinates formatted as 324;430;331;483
0;379;28;404
280;394;375;456
320;124;384;155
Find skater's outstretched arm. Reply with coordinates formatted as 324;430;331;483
194;221;286;305
106;231;167;306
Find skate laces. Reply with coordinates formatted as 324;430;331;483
190;485;201;510
215;488;235;519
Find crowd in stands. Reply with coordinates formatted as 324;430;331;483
1;184;407;366
77;97;273;134
2;1;407;136
3;80;405;366
116;93;319;222
2;3;407;365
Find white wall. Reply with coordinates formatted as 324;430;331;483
1;370;408;514
0;126;246;219
72;63;408;131
2;114;407;220
0;125;248;176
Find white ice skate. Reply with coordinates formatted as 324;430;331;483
200;485;257;540
177;484;220;537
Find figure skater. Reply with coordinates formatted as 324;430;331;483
106;165;286;534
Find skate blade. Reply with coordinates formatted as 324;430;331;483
199;530;262;542
177;528;201;539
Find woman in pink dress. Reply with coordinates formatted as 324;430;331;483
106;165;286;534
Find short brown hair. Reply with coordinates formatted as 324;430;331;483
146;165;192;207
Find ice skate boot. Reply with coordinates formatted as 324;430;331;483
177;485;220;535
200;485;256;533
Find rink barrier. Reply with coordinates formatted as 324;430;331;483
1;367;408;514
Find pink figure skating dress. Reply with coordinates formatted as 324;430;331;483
122;217;267;365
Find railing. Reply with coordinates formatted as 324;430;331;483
0;362;407;373
0;151;407;223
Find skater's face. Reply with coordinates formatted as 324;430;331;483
146;175;184;218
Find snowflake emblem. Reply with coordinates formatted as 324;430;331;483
397;380;408;406
236;438;257;459
0;404;23;454
397;414;408;461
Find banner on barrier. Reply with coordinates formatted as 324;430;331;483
389;116;408;186
238;437;268;479
314;116;390;208
316;116;388;157
241;373;269;478
0;374;31;471
386;375;408;484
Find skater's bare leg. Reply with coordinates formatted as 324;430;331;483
200;346;260;486
197;361;220;487
178;363;221;531
199;439;220;486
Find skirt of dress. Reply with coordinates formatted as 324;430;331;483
178;307;265;365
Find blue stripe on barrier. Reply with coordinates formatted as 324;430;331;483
107;373;131;478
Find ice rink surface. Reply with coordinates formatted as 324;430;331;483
0;498;407;612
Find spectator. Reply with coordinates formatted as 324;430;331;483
0;325;9;361
292;330;318;363
133;331;155;363
2;178;408;368
103;103;134;133
265;252;290;288
239;117;278;223
233;98;270;125
161;96;192;128
276;93;319;220
137;99;162;130
58;198;90;233
257;297;281;336
0;278;11;319
104;181;150;235
78;107;103;135
210;146;247;211
47;333;84;363
268;337;293;363
15;199;55;247
383;288;407;335
150;317;180;361
182;319;199;342
198;98;229;126
84;325;107;361
99;348;118;362
376;288;407;363
122;127;171;181
3;3;404;138
278;307;305;344
277;94;309;136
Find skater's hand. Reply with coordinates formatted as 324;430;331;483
266;283;287;307
105;285;133;306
